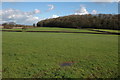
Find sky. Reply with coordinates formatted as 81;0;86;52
2;0;120;2
1;2;119;25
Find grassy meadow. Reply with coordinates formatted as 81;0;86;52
2;27;119;33
26;27;97;32
2;28;118;78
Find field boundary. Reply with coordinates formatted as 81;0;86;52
1;30;120;35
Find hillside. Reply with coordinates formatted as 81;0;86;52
37;14;120;30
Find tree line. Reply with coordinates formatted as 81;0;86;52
37;14;120;30
2;22;36;29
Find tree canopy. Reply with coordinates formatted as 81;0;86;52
37;14;120;30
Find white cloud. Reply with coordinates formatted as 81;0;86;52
45;14;59;19
74;5;98;15
48;4;54;11
52;15;59;18
34;9;40;14
0;8;41;25
75;6;89;15
91;10;97;14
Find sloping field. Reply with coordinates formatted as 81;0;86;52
1;27;102;33
91;29;119;33
2;27;120;35
2;32;118;78
26;27;97;32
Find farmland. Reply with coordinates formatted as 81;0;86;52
1;27;99;32
1;27;120;35
2;28;118;78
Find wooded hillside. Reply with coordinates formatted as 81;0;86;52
37;14;120;30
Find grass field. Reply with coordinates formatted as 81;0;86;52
2;31;118;78
26;27;97;32
2;27;120;34
1;27;106;33
92;29;119;33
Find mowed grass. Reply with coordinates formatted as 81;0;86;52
2;27;102;33
92;29;120;33
26;27;97;32
2;32;118;78
1;28;21;31
2;27;120;34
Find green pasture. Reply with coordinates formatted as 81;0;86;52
92;29;119;33
2;31;118;78
26;27;97;32
2;27;120;34
1;27;102;33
